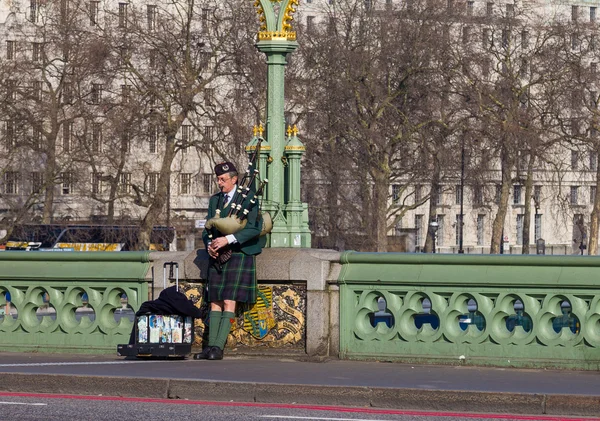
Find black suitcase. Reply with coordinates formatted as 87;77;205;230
117;262;195;358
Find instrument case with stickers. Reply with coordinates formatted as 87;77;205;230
117;262;195;358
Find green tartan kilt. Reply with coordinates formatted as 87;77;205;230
208;252;257;304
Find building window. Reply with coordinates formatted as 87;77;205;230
327;17;336;35
462;26;470;45
513;185;522;205
205;88;214;107
455;185;462;205
516;214;524;245
32;80;43;101
89;1;99;25
148;49;157;68
63;82;72;105
148;172;159;194
32;42;42;62
118;172;131;194
306;15;315;33
91;83;102;104
63;122;73;152
32;124;42;149
149;125;157;153
506;3;514;17
571;186;579;205
6;120;15;149
437;215;445;247
592;7;597;22
30;172;43;194
534;214;542;241
203;125;214;142
590;91;598;109
431;185;441;206
200;52;211;71
521;30;528;49
572;33;579;50
591;186;597;204
455;214;461;246
30;0;39;23
121;85;130;104
495;185;502;204
147;5;157;30
201;8;210;32
477;214;485;246
415;215;423;250
181;125;192;152
92;172;103;195
466;1;474;16
4;171;19;195
180;173;191;195
415;185;422;204
120;131;130;153
572;5;579;22
118;2;128;28
392;184;400;204
590;151;598;172
481;28;490;50
486;2;493;16
572;150;580;170
6;40;15;60
473;186;483;206
91;122;102;153
533;185;542;205
202;173;212;193
502;29;509;48
6;79;16;101
61;172;73;195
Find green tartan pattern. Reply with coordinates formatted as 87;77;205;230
208;252;256;304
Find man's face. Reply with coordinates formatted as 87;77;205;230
217;173;237;194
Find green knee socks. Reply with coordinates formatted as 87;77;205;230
208;310;235;350
215;311;235;350
208;310;222;347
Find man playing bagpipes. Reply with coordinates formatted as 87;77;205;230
194;161;264;361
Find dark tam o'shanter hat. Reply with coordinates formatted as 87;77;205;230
214;162;237;176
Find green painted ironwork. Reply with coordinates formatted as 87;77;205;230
0;251;150;354
339;252;600;370
251;0;311;248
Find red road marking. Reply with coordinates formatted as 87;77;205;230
0;391;597;421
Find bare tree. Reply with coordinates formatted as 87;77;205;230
299;0;448;251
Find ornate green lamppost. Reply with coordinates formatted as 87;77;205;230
248;0;311;248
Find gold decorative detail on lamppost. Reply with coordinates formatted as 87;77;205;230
253;0;299;42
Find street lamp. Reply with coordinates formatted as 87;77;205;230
429;219;439;254
458;136;465;254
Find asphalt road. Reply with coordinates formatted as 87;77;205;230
1;392;598;421
0;352;599;418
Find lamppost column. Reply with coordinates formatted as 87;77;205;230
252;0;309;248
459;137;465;254
284;125;311;247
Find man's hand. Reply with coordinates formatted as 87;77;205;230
208;237;228;258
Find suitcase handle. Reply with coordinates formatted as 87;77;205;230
163;262;179;290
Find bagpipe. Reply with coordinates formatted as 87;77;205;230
204;137;272;267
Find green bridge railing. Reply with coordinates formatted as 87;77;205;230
0;251;150;354
338;252;600;370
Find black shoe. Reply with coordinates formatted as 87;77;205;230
207;346;223;360
193;347;211;360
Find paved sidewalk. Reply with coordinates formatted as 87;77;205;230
0;351;598;417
